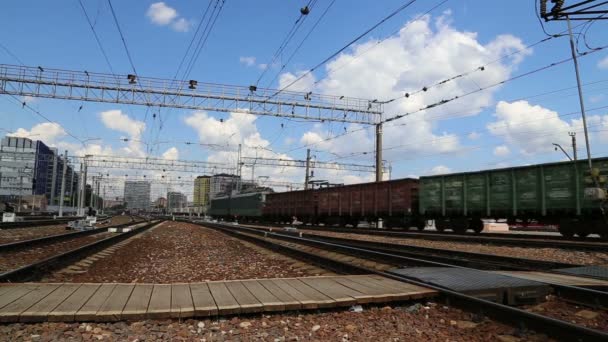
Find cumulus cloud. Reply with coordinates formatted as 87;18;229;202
430;165;451;175
146;2;190;32
285;12;530;168
468;131;481;140
598;56;608;70
99;110;146;156
162;147;179;160
240;56;257;67
486;100;608;155
493;145;510;157
8;122;66;144
171;18;192;32
279;71;316;92
147;2;177;25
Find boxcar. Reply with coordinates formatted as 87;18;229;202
419;158;608;237
209;192;269;221
263;178;422;228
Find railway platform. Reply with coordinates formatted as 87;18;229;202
0;275;436;323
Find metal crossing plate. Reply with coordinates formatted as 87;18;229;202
555;266;608;281
391;267;551;305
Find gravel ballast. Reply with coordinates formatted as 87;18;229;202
0;303;553;341
0;225;69;244
48;221;329;283
298;229;608;266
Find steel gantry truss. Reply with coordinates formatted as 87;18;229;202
73;155;235;174
240;156;385;173
0;64;383;125
540;0;608;20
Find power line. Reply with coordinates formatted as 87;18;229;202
106;0;138;76
259;0;419;105
384;43;608;123
77;0;117;77
380;20;597;105
263;0;336;89
255;0;316;87
282;77;608;156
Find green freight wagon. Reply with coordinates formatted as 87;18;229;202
419;158;608;238
208;192;268;221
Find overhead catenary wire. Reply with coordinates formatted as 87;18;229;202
255;0;317;87
384;43;608;124
259;0;419;106
282;77;608;156
263;0;335;89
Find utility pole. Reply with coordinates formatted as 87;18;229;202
375;123;383;182
569;132;577;161
567;16;594;182
58;150;67;217
304;149;311;190
89;176;95;211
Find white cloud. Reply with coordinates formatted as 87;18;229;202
147;2;177;25
146;2;190;32
171;18;192;32
430;165;451;175
493;145;510;157
468;131;481;140
99;110;145;138
598;56;608;70
20;95;37;104
287;12;529;164
240;56;257;67
279;71;316;92
99;110;146;157
162;147;179;160
486;100;608;155
8;122;66;144
590;94;605;103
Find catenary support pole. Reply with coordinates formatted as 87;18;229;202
567;16;593;179
304;149;311;190
570;132;578;161
58;150;67;217
376;123;383;182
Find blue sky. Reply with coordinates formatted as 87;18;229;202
1;0;608;198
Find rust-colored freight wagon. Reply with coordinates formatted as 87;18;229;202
262;189;316;223
264;178;422;228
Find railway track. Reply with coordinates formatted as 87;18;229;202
191;221;608;341
0;220;160;282
245;223;608;251
0;218;79;230
0;219;140;252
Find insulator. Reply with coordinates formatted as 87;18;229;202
540;0;548;16
189;80;198;89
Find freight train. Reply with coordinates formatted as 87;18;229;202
209;158;608;238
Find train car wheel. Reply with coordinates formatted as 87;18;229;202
414;219;426;231
452;218;468;234
558;219;575;238
470;218;484;234
434;219;447;232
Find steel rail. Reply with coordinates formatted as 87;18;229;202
0;219;140;252
252;223;608;251
0;218;79;230
0;220;162;282
193;221;608;341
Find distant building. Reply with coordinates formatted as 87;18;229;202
210;174;240;199
193;175;211;208
124;181;151;209
0;136;78;210
167;191;187;211
153;197;167;208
